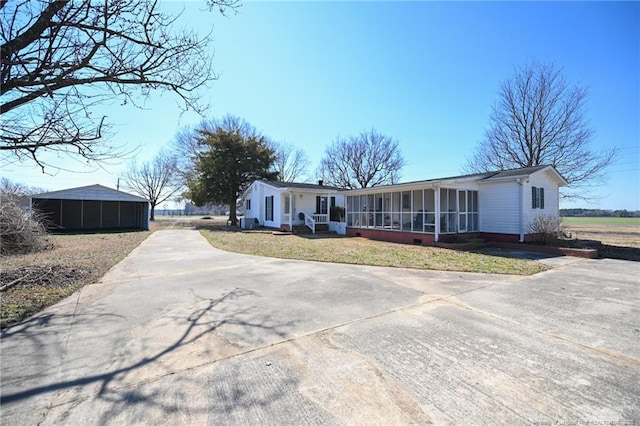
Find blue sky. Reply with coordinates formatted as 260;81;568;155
4;1;639;210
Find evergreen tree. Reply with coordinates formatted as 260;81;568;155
186;118;277;226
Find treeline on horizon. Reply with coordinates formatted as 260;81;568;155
561;208;640;218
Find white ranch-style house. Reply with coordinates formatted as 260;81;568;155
242;165;568;244
242;180;346;234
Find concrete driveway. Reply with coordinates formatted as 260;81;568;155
1;230;638;425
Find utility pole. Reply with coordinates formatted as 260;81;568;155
116;178;120;191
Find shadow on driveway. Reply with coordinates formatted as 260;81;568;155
1;288;294;409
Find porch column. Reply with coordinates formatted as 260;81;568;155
326;192;330;221
289;192;293;231
434;187;440;242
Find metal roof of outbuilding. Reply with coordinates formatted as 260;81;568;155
31;184;149;202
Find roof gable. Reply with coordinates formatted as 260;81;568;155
482;165;547;180
481;165;568;186
31;184;149;202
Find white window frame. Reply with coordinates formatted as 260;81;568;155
532;187;545;209
265;196;274;221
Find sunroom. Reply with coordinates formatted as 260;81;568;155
345;184;479;243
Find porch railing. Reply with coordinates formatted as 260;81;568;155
312;214;328;224
304;213;316;234
304;213;329;234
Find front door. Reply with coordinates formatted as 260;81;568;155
285;193;299;223
315;196;327;214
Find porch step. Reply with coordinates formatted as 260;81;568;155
291;224;330;235
291;225;312;234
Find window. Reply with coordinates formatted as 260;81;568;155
468;191;478;231
284;196;290;214
439;188;457;233
374;194;383;227
532;187;545;209
346;189;477;234
245;199;251;210
402;192;411;210
458;191;467;232
265;196;273;221
412;189;424;232
458;190;479;232
401;191;411;231
390;192;401;229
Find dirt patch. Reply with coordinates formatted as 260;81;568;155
1;265;92;290
1;265;92;328
0;230;150;329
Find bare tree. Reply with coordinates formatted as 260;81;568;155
0;0;238;171
0;177;45;198
0;178;50;255
317;129;406;189
0;177;46;208
271;141;310;182
124;151;182;221
465;62;617;201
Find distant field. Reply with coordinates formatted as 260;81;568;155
562;217;640;226
562;217;640;248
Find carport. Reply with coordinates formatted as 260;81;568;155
31;184;150;230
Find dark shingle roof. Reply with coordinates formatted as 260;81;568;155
483;165;549;180
394;165;558;186
343;165;565;192
255;165;565;193
261;181;343;191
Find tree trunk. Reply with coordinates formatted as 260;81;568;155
150;203;156;221
228;194;238;226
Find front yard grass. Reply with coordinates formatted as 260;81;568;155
199;229;547;275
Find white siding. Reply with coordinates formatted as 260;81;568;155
478;181;521;234
295;193;317;222
243;182;345;229
244;182;260;223
244;181;270;226
261;185;282;228
523;169;561;231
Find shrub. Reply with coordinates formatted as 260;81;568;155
527;214;564;245
0;194;51;256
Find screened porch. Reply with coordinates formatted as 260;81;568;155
345;187;478;235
